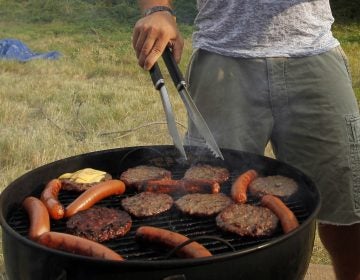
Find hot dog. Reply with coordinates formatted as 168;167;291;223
138;179;220;195
231;169;258;203
136;226;212;258
65;179;126;217
40;179;64;220
182;179;220;194
261;194;299;234
37;231;124;261
22;196;50;240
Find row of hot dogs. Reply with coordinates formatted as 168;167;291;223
41;179;126;220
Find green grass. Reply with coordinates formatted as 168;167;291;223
0;20;194;190
0;3;359;274
333;23;360;100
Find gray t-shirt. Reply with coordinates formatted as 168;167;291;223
193;0;339;57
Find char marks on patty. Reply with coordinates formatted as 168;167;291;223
183;164;230;184
120;165;172;188
121;192;174;218
175;193;233;217
216;204;279;237
249;175;298;199
66;206;132;242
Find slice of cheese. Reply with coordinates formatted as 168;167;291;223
59;168;107;184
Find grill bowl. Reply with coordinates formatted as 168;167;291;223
0;145;320;280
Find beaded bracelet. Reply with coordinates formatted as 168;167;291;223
143;6;176;17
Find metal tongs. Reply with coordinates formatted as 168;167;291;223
149;46;224;160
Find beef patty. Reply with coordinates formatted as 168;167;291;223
175;193;233;217
59;168;112;192
249;175;298;199
121;192;173;218
183;164;230;183
216;204;279;237
120;165;172;188
66;206;132;242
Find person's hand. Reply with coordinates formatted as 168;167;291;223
132;11;184;70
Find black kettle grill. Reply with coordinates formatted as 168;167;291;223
0;145;320;280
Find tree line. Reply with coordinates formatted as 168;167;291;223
97;0;360;23
2;0;359;24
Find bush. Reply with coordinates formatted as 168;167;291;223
330;0;360;22
0;0;195;25
1;0;357;26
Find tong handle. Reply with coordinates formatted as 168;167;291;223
162;47;186;91
149;62;165;90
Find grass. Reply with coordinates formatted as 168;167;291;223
0;21;192;274
0;21;195;187
0;15;359;273
332;23;360;100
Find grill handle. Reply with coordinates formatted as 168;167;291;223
163;275;187;280
54;269;67;280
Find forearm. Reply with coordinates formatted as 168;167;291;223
138;0;173;12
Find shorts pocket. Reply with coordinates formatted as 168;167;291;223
345;113;360;212
346;114;360;142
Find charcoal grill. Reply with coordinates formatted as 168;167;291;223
0;145;320;280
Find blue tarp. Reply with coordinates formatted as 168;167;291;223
0;38;61;62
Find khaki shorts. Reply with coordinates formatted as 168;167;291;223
185;47;360;225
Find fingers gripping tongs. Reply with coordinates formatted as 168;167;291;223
149;46;224;160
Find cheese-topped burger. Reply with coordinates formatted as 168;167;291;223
59;168;112;192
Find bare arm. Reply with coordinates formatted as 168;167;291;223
133;0;184;70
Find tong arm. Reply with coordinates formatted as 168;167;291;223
161;46;224;160
149;62;188;160
162;47;186;91
149;62;165;90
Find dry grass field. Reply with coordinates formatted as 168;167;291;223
0;18;359;274
0;23;192;187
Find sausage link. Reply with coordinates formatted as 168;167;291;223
37;232;124;261
182;179;220;194
261;194;299;234
231;169;258;203
138;179;220;195
136;226;212;258
22;196;50;240
40;179;64;220
65;179;126;217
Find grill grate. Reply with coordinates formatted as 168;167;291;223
7;165;311;261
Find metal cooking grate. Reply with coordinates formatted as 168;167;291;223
7;168;310;261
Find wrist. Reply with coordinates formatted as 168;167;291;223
143;6;176;18
138;0;172;11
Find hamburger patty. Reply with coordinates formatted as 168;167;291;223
59;168;112;192
175;193;233;217
183;164;230;183
66;206;132;242
61;173;112;192
121;192;173;218
248;175;298;198
120;165;172;188
216;204;279;237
